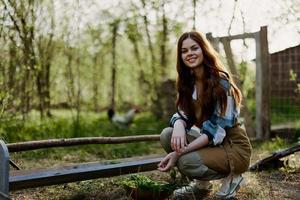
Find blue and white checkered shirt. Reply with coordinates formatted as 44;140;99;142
170;79;239;146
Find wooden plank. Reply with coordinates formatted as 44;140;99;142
7;135;160;152
250;142;300;171
9;157;163;190
220;38;239;78
215;32;257;41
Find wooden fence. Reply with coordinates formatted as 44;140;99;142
0;135;162;200
207;26;270;140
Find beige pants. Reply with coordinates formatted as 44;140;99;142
160;125;251;181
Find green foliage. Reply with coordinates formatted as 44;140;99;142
271;97;300;124
237;61;255;99
0;91;16;140
289;69;297;81
4;110;167;164
119;174;177;194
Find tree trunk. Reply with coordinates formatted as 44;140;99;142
45;61;51;117
125;18;152;106
4;0;37;119
65;49;75;108
8;42;17;94
36;70;45;119
160;1;168;78
192;0;196;30
92;56;100;112
110;20;119;109
140;0;157;89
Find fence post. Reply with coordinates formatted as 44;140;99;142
0;140;10;200
255;26;271;140
206;32;220;52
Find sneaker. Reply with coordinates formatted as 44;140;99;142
216;175;245;199
174;180;212;199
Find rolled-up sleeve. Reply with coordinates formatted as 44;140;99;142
170;108;188;127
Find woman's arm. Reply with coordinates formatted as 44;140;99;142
171;119;187;152
158;134;209;172
178;134;209;155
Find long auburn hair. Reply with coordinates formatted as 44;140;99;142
176;31;242;123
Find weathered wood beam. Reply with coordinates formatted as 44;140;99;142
7;135;160;152
217;32;257;41
255;26;270;140
250;142;300;171
220;38;239;81
9;157;163;190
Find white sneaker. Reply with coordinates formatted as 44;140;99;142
216;174;245;199
174;180;212;199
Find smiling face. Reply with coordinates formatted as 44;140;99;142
181;38;204;69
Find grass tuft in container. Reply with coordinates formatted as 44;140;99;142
119;174;178;200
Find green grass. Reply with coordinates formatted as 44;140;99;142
118;174;177;195
1;109;166;142
251;137;294;152
1;109;167;168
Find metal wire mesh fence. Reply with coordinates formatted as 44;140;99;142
270;45;300;126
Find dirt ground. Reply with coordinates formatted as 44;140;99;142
10;149;300;200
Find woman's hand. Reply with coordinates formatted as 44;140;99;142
157;152;179;172
171;120;187;152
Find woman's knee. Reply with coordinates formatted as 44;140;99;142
177;152;226;180
160;127;172;144
177;152;203;177
160;127;173;152
177;152;207;178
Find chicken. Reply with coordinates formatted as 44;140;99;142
107;107;140;128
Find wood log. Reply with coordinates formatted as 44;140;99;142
7;135;160;152
250;141;300;171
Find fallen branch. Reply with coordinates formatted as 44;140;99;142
7;135;160;152
250;141;300;171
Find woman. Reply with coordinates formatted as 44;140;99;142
158;31;252;199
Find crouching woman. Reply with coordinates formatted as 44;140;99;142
157;31;252;199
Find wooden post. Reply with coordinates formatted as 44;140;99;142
221;38;256;138
255;26;270;140
206;32;220;52
220;38;239;81
0;140;10;200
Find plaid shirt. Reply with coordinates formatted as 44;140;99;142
170;79;239;146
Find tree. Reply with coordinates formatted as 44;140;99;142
2;0;37;119
109;18;120;109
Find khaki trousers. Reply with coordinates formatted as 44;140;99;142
160;125;251;181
